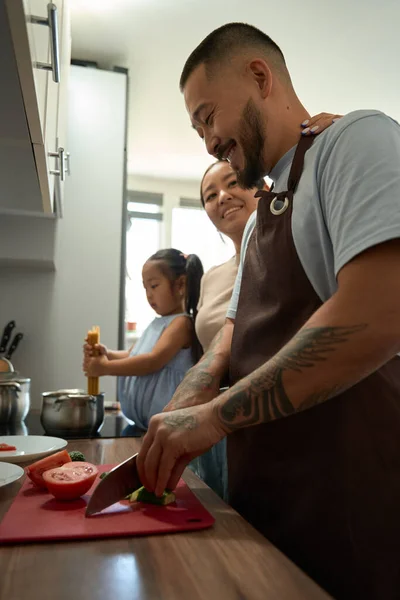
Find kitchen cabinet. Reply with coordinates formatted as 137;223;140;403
1;0;71;215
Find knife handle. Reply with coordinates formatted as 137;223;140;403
5;333;23;360
0;321;16;354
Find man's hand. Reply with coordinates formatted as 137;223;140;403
137;402;227;496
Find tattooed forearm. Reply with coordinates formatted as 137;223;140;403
299;383;349;411
163;414;198;430
218;324;366;431
166;327;230;410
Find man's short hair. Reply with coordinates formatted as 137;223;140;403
180;22;288;91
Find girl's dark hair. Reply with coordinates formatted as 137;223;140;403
199;160;265;207
148;248;204;360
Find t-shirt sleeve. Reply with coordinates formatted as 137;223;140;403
226;211;257;319
226;260;242;319
319;113;400;276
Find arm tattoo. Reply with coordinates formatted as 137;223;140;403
163;414;198;430
170;328;226;409
219;324;366;430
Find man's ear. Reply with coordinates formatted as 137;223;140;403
247;59;272;100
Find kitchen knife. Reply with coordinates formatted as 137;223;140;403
5;333;23;360
85;453;142;517
0;321;16;354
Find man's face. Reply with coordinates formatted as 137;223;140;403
184;64;267;188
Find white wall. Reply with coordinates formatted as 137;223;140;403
0;66;127;408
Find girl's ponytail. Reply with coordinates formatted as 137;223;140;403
184;253;203;321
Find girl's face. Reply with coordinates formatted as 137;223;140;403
201;161;260;239
142;261;184;316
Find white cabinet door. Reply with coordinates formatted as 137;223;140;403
22;0;49;143
5;0;70;214
50;0;72;215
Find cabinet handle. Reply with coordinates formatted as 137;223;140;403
65;152;71;176
49;147;65;181
30;3;60;83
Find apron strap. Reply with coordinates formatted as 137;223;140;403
255;135;315;203
287;135;314;193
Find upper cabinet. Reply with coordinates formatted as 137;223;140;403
0;0;71;215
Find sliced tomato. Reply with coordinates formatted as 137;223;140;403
26;449;72;489
0;443;17;451
43;462;98;500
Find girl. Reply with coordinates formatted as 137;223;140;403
83;249;203;429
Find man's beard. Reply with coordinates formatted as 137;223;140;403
236;99;266;189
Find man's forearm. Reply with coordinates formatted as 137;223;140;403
165;320;233;410
213;298;400;432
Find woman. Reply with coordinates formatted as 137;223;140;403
192;112;342;499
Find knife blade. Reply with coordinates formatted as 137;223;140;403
0;321;16;354
85;453;141;517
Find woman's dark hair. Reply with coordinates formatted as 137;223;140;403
200;160;266;207
148;248;204;360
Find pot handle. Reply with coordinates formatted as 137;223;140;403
53;395;97;411
54;395;72;411
0;381;21;392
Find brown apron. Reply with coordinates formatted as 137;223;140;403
229;136;400;600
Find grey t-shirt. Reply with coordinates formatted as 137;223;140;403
227;109;400;319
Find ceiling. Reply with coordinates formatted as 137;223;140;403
70;0;400;181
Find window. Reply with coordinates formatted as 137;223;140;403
125;191;162;334
171;199;234;272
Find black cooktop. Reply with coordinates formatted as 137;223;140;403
0;411;143;439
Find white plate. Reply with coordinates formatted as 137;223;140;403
0;462;24;487
0;436;67;464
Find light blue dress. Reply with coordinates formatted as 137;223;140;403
117;314;194;430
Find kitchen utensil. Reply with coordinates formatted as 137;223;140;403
41;391;104;437
0;381;21;424
0;373;30;420
0;357;14;374
86;453;141;516
0;464;215;544
0;321;15;354
1;421;28;436
5;333;23;360
0;435;67;464
0;374;30;422
0;462;24;488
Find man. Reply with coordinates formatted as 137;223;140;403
137;23;400;599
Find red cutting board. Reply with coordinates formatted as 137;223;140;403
0;464;215;544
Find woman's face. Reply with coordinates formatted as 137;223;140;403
201;162;260;239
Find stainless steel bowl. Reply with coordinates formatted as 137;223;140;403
41;391;104;436
0;376;30;424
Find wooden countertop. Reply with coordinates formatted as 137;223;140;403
0;438;331;600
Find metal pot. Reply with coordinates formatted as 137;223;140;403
41;391;105;436
0;376;31;424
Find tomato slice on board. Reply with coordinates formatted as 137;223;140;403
26;449;72;489
43;462;98;500
0;443;17;451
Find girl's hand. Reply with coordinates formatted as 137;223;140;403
83;341;108;358
83;354;109;377
301;112;343;136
